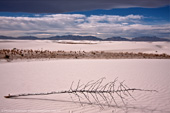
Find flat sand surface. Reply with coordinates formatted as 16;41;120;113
0;40;170;54
0;40;170;113
0;59;170;113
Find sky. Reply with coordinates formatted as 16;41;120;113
0;0;169;39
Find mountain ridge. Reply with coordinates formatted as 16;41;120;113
0;35;169;41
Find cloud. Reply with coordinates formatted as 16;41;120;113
87;15;143;24
0;14;169;39
0;0;169;13
0;14;85;30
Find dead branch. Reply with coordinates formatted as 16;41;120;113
4;78;157;108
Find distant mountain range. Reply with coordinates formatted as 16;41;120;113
131;36;170;41
104;36;130;41
0;35;169;41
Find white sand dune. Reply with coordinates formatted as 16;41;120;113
0;40;170;113
0;59;170;113
0;40;170;54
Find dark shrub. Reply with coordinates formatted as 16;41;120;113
4;55;10;59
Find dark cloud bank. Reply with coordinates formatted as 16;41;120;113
0;0;169;13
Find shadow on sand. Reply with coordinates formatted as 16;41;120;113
8;97;169;113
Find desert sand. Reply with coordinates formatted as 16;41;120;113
0;40;170;113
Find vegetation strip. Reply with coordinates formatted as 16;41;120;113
1;48;170;61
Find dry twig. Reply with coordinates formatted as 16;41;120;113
4;78;157;108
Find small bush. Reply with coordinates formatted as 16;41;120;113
4;55;10;59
